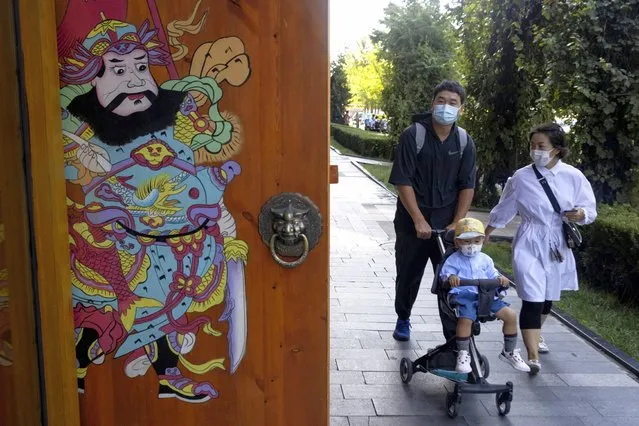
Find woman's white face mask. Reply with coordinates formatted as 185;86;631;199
530;149;555;168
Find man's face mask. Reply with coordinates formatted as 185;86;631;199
459;242;483;257
433;104;460;125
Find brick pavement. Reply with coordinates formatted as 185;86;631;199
329;149;639;426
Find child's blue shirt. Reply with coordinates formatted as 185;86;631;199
440;251;503;297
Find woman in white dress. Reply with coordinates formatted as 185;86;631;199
485;123;597;374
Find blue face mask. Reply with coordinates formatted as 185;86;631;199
433;104;460;125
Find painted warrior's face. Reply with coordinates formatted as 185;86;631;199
93;49;159;117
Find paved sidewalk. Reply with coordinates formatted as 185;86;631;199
329;150;639;426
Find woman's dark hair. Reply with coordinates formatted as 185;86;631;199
529;122;569;159
432;80;466;105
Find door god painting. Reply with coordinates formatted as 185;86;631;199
57;0;251;403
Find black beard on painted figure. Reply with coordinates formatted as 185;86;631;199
67;88;186;147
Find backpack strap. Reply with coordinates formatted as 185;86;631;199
458;126;468;160
415;122;426;154
415;123;468;158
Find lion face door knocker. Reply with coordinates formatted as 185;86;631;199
258;193;323;269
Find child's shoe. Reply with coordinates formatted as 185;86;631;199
498;348;530;372
455;350;472;374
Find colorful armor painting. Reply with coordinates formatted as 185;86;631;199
58;6;252;403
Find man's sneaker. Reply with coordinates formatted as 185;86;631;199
528;359;541;375
455;350;472;374
538;335;550;353
392;319;411;341
499;349;531;372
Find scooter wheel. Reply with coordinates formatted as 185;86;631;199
400;358;413;384
480;354;490;379
496;392;511;416
446;392;460;419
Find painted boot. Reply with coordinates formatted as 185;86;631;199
158;367;218;403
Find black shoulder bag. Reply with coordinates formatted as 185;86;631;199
532;165;583;249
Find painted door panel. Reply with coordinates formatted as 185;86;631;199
53;1;329;425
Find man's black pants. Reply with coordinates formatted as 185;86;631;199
394;232;442;321
393;203;456;323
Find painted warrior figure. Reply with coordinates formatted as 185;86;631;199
59;15;249;403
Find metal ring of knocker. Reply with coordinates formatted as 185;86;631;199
269;233;309;269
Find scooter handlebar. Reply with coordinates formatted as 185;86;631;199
442;278;506;291
430;229;449;237
457;278;503;290
430;229;454;256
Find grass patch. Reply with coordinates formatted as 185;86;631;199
354;160;497;212
330;137;357;157
484;241;639;360
331;139;396;193
555;285;639;361
361;163;396;194
483;242;513;277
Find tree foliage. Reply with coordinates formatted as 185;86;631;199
344;40;385;111
341;0;639;206
455;0;639;205
534;0;639;204
453;0;553;207
371;0;457;141
330;54;351;124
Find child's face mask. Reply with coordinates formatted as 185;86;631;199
460;243;483;257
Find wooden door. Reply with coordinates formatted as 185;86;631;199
50;0;329;425
0;7;43;418
2;0;78;424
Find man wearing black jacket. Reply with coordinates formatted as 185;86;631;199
388;80;477;341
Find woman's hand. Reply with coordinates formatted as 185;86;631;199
484;225;495;243
564;208;585;223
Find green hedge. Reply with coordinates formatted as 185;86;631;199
330;124;394;159
577;204;639;308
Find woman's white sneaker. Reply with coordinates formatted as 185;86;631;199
499;349;531;372
455;350;472;374
528;359;541;375
538;335;550;353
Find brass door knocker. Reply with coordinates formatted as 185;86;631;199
258;193;322;268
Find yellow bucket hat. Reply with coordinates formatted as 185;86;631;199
455;217;485;240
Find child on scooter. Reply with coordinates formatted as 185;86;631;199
440;218;530;374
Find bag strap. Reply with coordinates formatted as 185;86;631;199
458;127;468;159
532;164;561;214
415;123;468;158
415;122;426;154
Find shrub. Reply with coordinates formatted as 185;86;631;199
330;124;394;160
577;204;639;308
